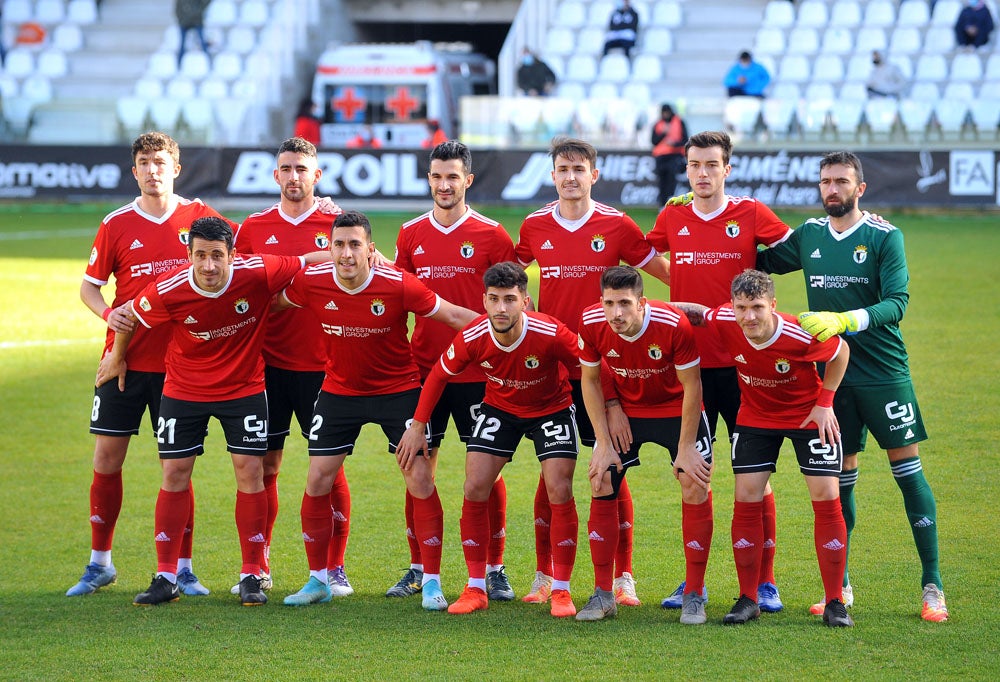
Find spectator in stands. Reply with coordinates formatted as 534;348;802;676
651;104;688;206
175;0;212;67
0;5;6;67
602;0;640;60
516;48;557;97
955;0;995;49
723;51;771;98
294;97;322;146
422;119;448;148
346;124;382;149
866;51;908;99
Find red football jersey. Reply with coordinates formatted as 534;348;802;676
235;203;337;372
647;196;792;368
515;201;658;378
415;312;577;421
129;254;305;402
283;264;440;396
579;301;700;418
394;207;515;381
704;305;845;429
83;196;231;372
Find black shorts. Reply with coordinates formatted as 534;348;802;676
308;388;423;457
90;370;165;437
157;393;269;459
700;366;741;441
467;403;579;461
428;381;485;447
570;379;596;447
602;412;714;491
731;426;842;477
264;365;324;450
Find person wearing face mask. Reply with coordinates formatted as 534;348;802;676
516;48;557;97
955;0;995;49
865;51;908;99
602;0;640;60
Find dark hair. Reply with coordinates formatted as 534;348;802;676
296;97;315;118
131;131;179;166
188;216;234;251
278;136;317;158
601;265;644;297
333;209;372;240
549;136;597;169
661;103;675;117
739;50;752;61
731;269;775;300
429;139;472;174
685;130;733;165
820;151;864;184
483;261;528;293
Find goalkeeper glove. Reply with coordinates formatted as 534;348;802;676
666;191;694;206
797;311;859;342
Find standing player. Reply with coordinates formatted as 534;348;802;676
70;132;235;598
757;151;948;622
674;269;852;627
233;136;353;597
647;130;793;612
515;136;670;608
278;210;477;609
576;266;713;624
97;217;327;606
391;140;518;601
396;262;583;618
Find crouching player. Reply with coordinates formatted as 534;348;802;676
675;269;853;627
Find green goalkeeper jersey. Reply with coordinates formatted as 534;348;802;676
757;212;910;386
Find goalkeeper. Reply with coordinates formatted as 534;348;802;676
756;151;948;623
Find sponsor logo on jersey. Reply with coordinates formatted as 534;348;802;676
905;428;915;439
853;244;868;264
810;248;822;258
648;344;663;360
607;349;620;357
612;367;627;377
413;245;425;255
139;296;151;312
541;239;554;250
447;344;455;360
524;355;540;369
480;360;493;368
678;226;690;236
129;239;144;250
540;265;561;278
322;323;343;335
675;251;694;264
577;335;585;349
184;315;198;324
370;298;385;316
774;357;790;374
324;300;338;310
460;241;475;258
415;266;431;278
734;353;747;363
89;246;98;265
314;232;329;249
885;400;915;423
590;234;606;252
725;220;740;238
178;227;190;246
265;235;279;245
189;330;211;341
234;297;250;314
809;275;826;288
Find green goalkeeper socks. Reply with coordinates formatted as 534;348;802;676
891;456;942;590
839;468;858;588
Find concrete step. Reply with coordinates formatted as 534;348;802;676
52;76;136;100
26;100;119;144
68;51;149;79
85;25;171;52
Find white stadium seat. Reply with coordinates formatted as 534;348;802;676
889;27;922;56
622;81;652;107
796;0;828;27
3;0;33;24
147;51;178;79
778;55;811;83
240;0;271;28
855;27;888;53
541;97;577;136
166;77;197;100
576;27;607;56
812;54;845;83
641;27;673;56
754;28;786;56
226;26;259;56
950;53;983;82
556;81;587;101
652;1;683;28
909;82;942;101
770;82;802;102
844;54;872;82
898;98;934;139
598;53;631;81
786;27;819;55
205;0;238;27
804;82;836;102
3;49;34;79
914;55;948;82
179;52;211;80
934;100;969;138
631;54;663;82
588;0;614;27
763;0;795;28
198;77;230;100
556;1;588;29
212;52;243;82
969;99;1000;138
897;0;931;27
565;55;597;82
724;96;762;137
931;0;962;26
828;0;862;28
35;0;66;23
832;99;865;139
942;82;975;102
923;26;955;54
67;0;98;24
148;97;182;131
863;0;896;28
548;28;576;57
840;81;868;101
52;24;84;52
761;97;798;137
134;77;164;99
116;96;148;135
589;81;619;100
36;49;68;78
865;98;899;137
821;28;854;55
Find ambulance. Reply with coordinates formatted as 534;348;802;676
311;41;496;149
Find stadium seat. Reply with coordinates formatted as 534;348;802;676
556;1;588;29
950;53;983;82
933;100;969;139
980;80;1000;99
226;26;258;56
922;26;955;54
812;54;845;83
211;51;243;82
985;54;1000;81
897;98;934;140
786;27;819;54
909;82;941;101
888;27;922;56
968;98;1000;139
35;0;66;23
863;0;896;28
778;55;811;83
589;81;619;100
864;98;899;139
652;1;683;28
3;0;33;24
134;77;164;99
540;97;577;137
914;55;948;82
0;75;18;100
893;55;914;80
828;0;862;28
831;99;864;140
630;54;663;82
576;27;606;56
896;1;931;27
205;0;238;27
942;81;975;102
770;81;802;102
556;81;587;101
179;52;211;80
622;81;652;107
805;82;836;102
36;49;68;78
840;81;868;101
598;53;630;81
66;0;98;24
588;0;614;26
605;99;640;141
800;99;832;139
724;96;762;138
182;98;216;142
821;28;854;55
931;0;962;26
761;97;798;138
641;27;673;56
845;54;872;82
52;24;84;52
565;55;598;82
796;0;828;27
763;0;795;28
854;27;888;53
21;76;52;104
198;77;229;100
575;97;609;136
548;28;576;56
3;98;37;135
116;96;148;137
148;97;182;132
754;28;786;57
539;54;565;81
214;98;250;145
147;51;178;79
166;77;197;100
3;49;34;80
239;0;271;28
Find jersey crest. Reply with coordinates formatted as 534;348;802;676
853;244;868;264
725;220;740;238
774;357;791;374
234;297;250;314
460;241;475;258
370;298;385;316
590;234;606;252
315;232;330;249
178;226;190;245
524;354;540;369
648;344;663;360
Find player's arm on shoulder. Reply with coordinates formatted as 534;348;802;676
670;301;709;327
81;280;137;334
303;249;333;264
96;314;138;391
430;298;478;330
640;252;670;286
800;340;849;445
755;226;802;275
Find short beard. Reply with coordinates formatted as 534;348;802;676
824;195;855;218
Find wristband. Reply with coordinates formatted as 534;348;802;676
101;308;113;322
817;388;835;408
